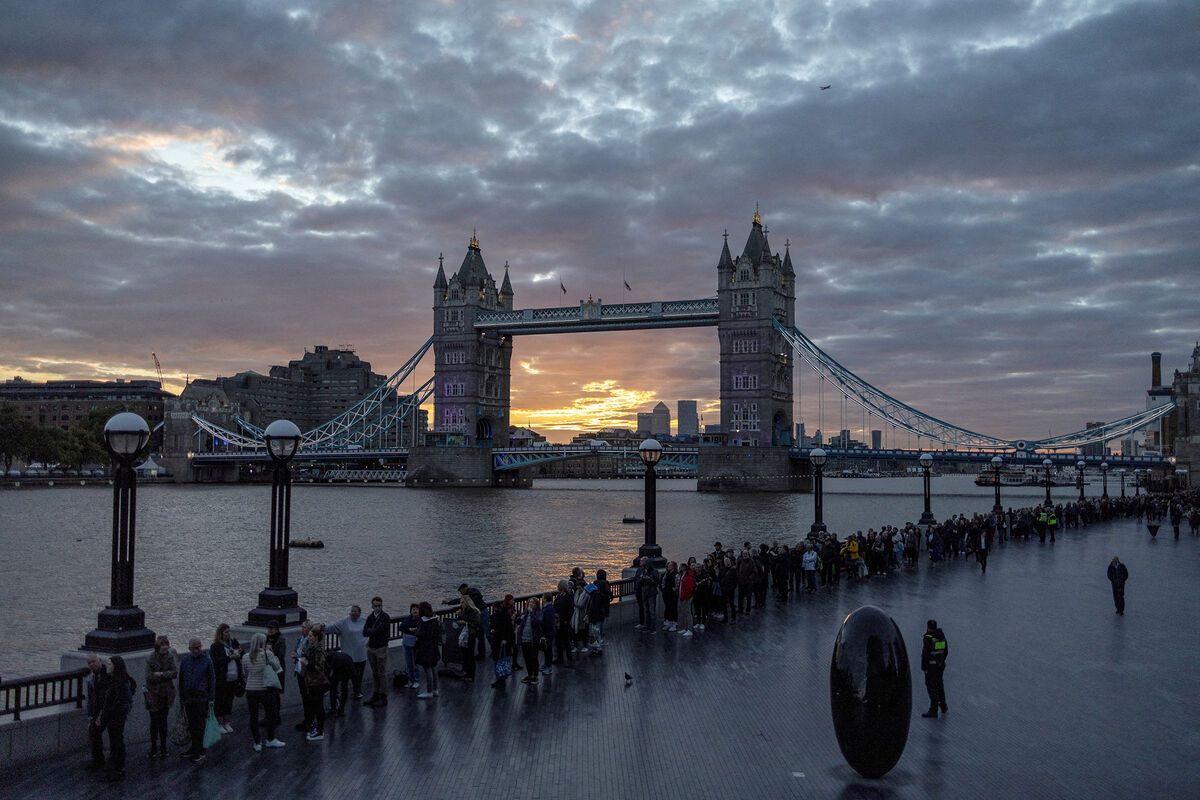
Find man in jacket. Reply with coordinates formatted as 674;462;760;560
83;652;110;770
178;638;215;763
920;620;949;718
635;558;660;632
1107;556;1129;615
362;597;391;706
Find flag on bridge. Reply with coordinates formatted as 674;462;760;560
624;279;632;291
560;280;567;294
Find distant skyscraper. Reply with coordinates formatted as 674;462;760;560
651;401;671;437
677;400;699;437
637;412;653;435
871;430;882;450
1083;422;1105;457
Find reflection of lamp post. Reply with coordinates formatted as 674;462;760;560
810;448;828;534
636;439;665;568
84;413;156;652
1042;458;1054;508
247;420;307;627
919;452;936;528
1077;460;1086;502
1134;469;1141;497
991;455;1004;514
1117;468;1126;498
1101;461;1109;499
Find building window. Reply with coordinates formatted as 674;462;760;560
445;349;466;365
444;382;465;397
732;337;759;354
739;269;750;282
735;291;755;309
444;308;463;326
733;374;758;390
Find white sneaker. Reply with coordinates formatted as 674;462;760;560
416;692;433;699
681;630;693;638
252;743;262;752
265;739;286;748
432;690;439;697
305;731;323;741
695;624;705;631
221;724;233;734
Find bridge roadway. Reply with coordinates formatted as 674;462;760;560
4;514;1196;799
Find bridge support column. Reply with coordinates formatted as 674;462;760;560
406;446;530;488
697;446;809;492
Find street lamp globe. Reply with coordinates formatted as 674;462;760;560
638;438;663;467
103;412;150;460
992;456;1003;469
919;452;933;469
1076;460;1085;472
265;419;302;464
810;448;828;468
1042;458;1053;469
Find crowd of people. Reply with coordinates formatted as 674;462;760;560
79;486;1199;781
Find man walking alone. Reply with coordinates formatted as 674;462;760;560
1107;556;1129;615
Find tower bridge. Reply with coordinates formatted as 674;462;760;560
177;209;1179;488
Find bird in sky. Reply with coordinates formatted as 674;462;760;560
820;85;831;90
624;672;633;685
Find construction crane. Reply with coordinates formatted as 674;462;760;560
151;352;165;389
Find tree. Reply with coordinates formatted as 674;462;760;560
28;424;68;470
0;404;33;475
66;406;124;471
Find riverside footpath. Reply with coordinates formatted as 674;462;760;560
3;514;1198;799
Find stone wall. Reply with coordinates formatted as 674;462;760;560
405;446;530;488
697;446;810;492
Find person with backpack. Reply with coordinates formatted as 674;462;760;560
95;655;136;782
415;601;442;699
588;569;611;651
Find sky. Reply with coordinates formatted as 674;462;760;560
1;0;1197;443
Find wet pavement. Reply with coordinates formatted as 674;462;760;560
4;514;1198;799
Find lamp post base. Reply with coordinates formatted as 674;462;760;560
245;587;308;628
83;606;156;653
809;521;827;535
919;511;936;527
635;543;666;570
992;503;1003;514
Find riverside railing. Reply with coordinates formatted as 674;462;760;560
0;667;89;722
2;579;636;720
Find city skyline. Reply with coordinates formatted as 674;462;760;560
2;1;1196;444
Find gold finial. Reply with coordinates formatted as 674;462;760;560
470;228;480;249
754;202;761;225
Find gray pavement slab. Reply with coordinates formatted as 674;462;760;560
3;515;1198;799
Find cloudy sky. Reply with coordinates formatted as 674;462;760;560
1;0;1196;442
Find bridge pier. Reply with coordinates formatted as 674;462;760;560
697;446;809;492
405;446;530;488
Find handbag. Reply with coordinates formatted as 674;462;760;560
494;644;512;679
262;663;282;692
170;701;190;747
457;623;469;649
202;707;222;749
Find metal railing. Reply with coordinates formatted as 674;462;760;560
0;668;89;721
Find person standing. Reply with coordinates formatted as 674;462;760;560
801;544;819;593
490;595;516;690
325;604;367;700
456;591;482;682
636;557;660;633
977;524;992;574
209;624;242;734
553;580;574;665
362;596;391;707
1108;556;1129;615
264;623;288;694
414;601;442;699
539;591;557;674
300;627;330;740
920;620;949;718
144;636;177;758
291;619;314;730
677;562;695;637
515;598;542;686
178;638;215;764
589;569;611;651
83;652;110;771
399;603;423;690
95;655;136;782
243;632;285;750
660;561;679;632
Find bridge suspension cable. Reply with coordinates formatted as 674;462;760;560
776;321;1174;450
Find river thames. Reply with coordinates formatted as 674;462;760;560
0;475;1091;679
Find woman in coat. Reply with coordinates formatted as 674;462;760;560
243;632;285;751
96;655;135;781
414;601;442;698
490;595;516;690
515;598;543;686
209;623;242;733
300;626;329;740
144;636;177;758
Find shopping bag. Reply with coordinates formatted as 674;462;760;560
494;644;512;679
202;707;222;749
170;701;191;747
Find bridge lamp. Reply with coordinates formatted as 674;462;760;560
1042;458;1054;508
84;412;156;652
1077;460;1086;502
247;419;307;628
636;439;665;568
918;452;936;528
991;455;1004;514
809;448;828;534
1100;461;1109;499
1117;468;1126;498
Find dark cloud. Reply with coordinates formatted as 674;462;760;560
0;0;1195;442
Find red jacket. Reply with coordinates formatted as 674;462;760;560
679;570;695;602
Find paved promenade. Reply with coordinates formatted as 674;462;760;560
4;514;1198;799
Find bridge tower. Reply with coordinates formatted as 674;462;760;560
700;207;803;491
429;233;514;447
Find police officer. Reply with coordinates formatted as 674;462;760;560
920;619;948;718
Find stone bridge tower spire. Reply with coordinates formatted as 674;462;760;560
717;207;796;447
430;232;513;447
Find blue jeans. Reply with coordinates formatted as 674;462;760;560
403;645;423;688
642;595;657;630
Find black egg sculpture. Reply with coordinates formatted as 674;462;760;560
830;605;912;779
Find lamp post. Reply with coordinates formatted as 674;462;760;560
1077;460;1086;502
1042;458;1054;507
990;456;1004;514
1100;461;1109;499
919;452;936;528
246;420;307;627
1117;468;1126;498
84;412;156;652
636;438;666;568
1134;469;1141;497
810;448;828;534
